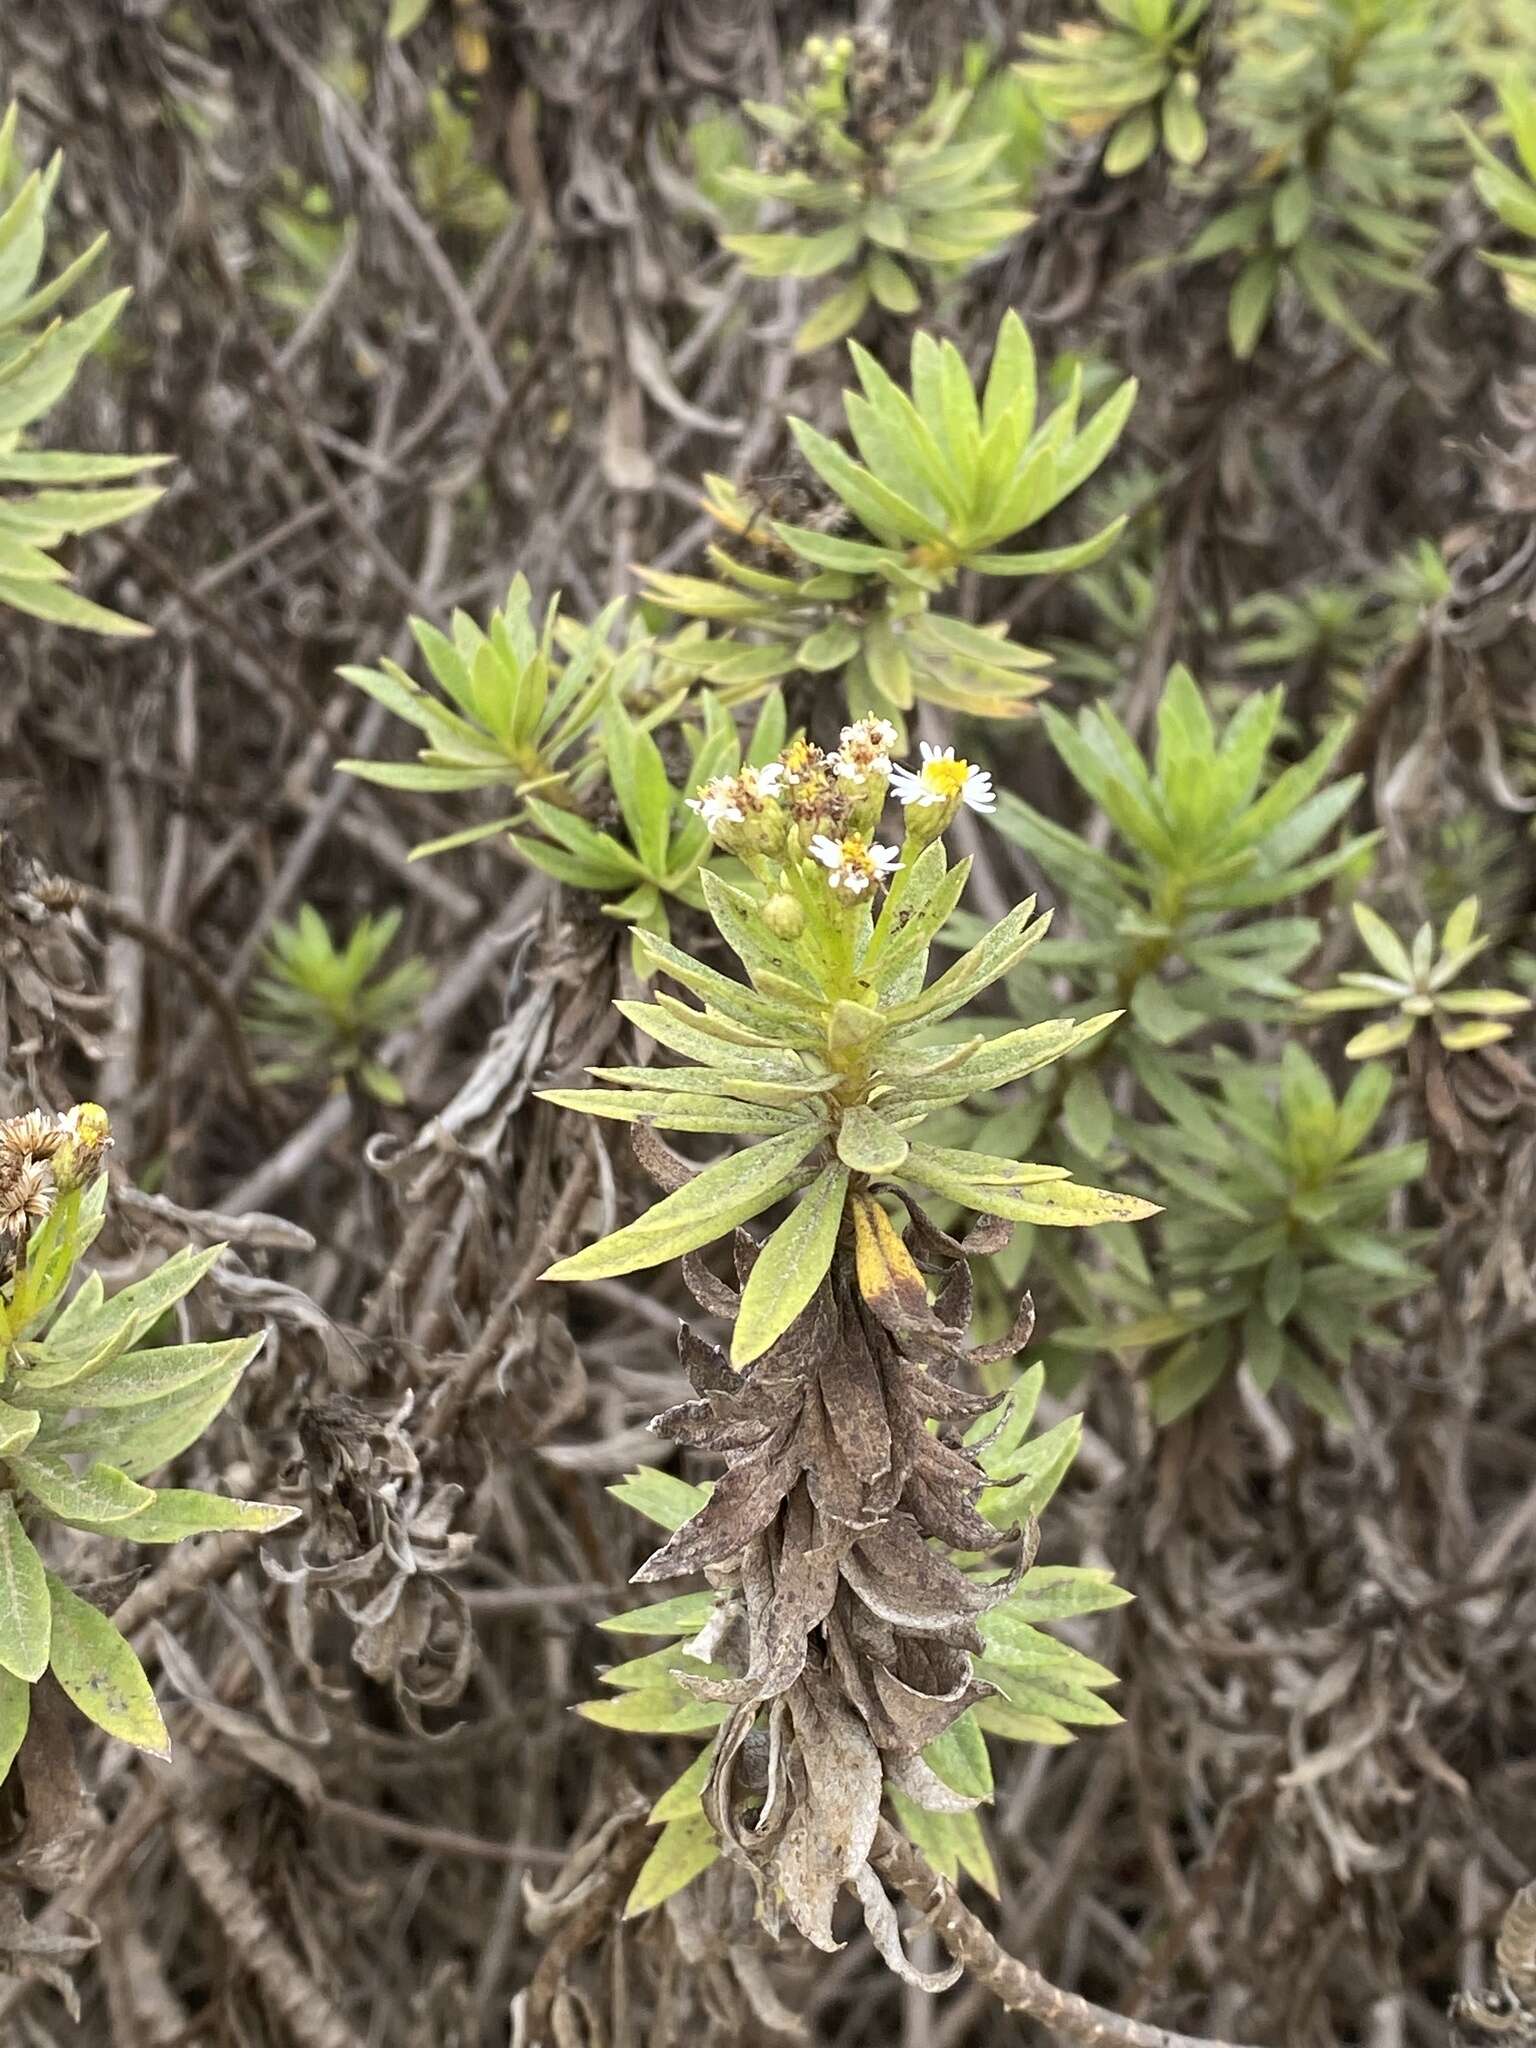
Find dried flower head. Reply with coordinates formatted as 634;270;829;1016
0;1111;67;1165
0;1159;54;1242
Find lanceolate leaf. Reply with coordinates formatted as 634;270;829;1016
599;1592;720;1638
53;1367;245;1481
542;1130;823;1282
732;1164;850;1366
0;1668;29;1783
69;1491;301;1545
0;1496;51;1682
9;1451;152;1525
624;1811;721;1916
45;1574;170;1758
32;1333;263;1411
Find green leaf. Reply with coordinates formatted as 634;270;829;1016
72;1491;300;1545
0;1667;29;1782
980;1414;1084;1522
971;1695;1074;1746
724;222;862;280
924;1709;993;1802
977;1614;1116;1691
387;0;434;35
1061;1070;1114;1159
865;252;919;314
1435;987;1531;1019
0;573;152;637
982;311;1036;437
608;1468;710;1531
0;288;129;435
1278;1348;1353;1430
0;1400;40;1457
1344;1017;1414;1060
0;1496;51;1681
1104;108;1157;176
577;1689;726;1735
602;701;672;875
980;1664;1122;1727
731;1165;850;1367
599;1592;719;1637
542;1130;822;1283
788;418;947;545
59;1368;243;1481
965;519;1127;579
1161;79;1207;166
46;1574;169;1757
1147;1330;1229;1423
835;1106;910;1175
1440;896;1480;959
624;1811;720;1916
903;1173;1157;1230
10;1452;152;1525
46;1333;262;1411
1351;903;1415;984
992;1566;1132;1623
794;276;874;354
27;1242;226;1388
1228;254;1279;360
1263;1247;1303;1324
1272;171;1313;249
650;1742;716;1820
882;898;1048;1032
1435;1018;1513;1052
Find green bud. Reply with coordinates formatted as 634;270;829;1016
762;894;805;941
52;1104;112;1192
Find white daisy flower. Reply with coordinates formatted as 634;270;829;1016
809;832;903;897
749;761;786;799
685;777;745;829
834;715;899;786
839;717;899;755
833;750;889;786
890;743;995;814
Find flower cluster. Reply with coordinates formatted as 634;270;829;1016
0;1105;111;1264
684;723;994;895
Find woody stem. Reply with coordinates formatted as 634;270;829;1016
870;1822;1267;2048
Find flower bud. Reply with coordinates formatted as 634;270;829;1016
762;893;805;940
54;1102;112;1191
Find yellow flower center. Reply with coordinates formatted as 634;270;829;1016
923;758;972;800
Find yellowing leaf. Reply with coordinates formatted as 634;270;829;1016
851;1191;929;1326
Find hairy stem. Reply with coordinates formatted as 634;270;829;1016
870;1822;1265;2048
